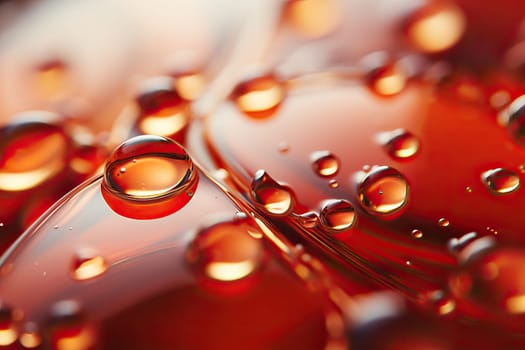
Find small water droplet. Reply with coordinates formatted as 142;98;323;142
186;218;266;287
356;165;410;217
328;179;339;188
438;218;450;227
53;225;59;230
19;323;41;349
231;72;285;119
501;94;525;146
421;290;456;316
405;260;412;267
102;135;198;219
298;211;319;228
465;186;472;193
250;170;294;215
134;77;189;138
481;168;520;195
47;300;97;350
490;90;511;110
0;302;17;346
33;59;70;100
519;164;525;173
411;229;423;239
404;0;466;53
362;53;406;97
310;150;340;177
278;141;290;153
377;129;420;159
319;199;356;232
71;248;108;281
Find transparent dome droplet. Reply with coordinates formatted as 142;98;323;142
71;248;107;281
231;73;285;119
481;168;520;195
319;199;356;232
310;151;340;177
250;170;294;215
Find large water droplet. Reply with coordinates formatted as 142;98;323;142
250;170;294;215
134;77;190;139
71;248;107;281
319;199;356;232
501;94;525;146
377;129;420;159
102;135;198;219
0;112;69;191
231;73;285;119
481;168;520;195
404;0;466;53
0;302;17;346
186;217;267;293
356;166;410;217
310;151;340;177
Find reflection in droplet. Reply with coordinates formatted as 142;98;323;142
231;73;285;119
47;300;97;350
501;94;525;146
102;135;198;219
250;170;294;215
404;0;466;53
319;199;356;232
134;77;190;139
377;129;420;159
481;168;520;195
71;248;107;281
298;211;319;228
447;232;478;255
328;179;339;189
365;60;407;97
186;218;267;290
19;323;42;349
0;303;17;346
438;218;450;227
282;0;343;38
0;113;69;191
310;151;340;177
356;166;410;217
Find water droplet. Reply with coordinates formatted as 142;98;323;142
421;290;456;316
411;229;423;239
172;72;206;101
328;179;339;188
250;170;294;215
377;129;420;159
438;218;450;227
71;248;107;281
19;323;42;349
365;58;407;97
0;302;17;346
519;164;525;173
465;186;473;193
102;135;198;219
404;0;466;53
231;72;285;119
47;300;97;350
310;151;340;177
490;90;511;110
481;168;520;195
319;199;356;232
405;260;412;267
0;113;69;191
447;232;478;255
278;141;290;153
501;94;525;146
134;77;190;138
186;218;267;289
356;166;410;217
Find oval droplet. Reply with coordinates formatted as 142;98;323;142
438;218;450;227
231;73;285;119
0;112;69;192
481;168;520;195
282;0;343;38
310;151;340;177
365;59;407;97
0;302;17;346
502;94;525;147
404;0;466;54
411;229;423;239
377;129;420;159
102;135;198;219
356;165;410;217
298;211;319;228
19;323;42;349
328;179;339;188
319;199;356;232
134;77;190;139
250;170;294;215
186;218;267;292
71;248;107;281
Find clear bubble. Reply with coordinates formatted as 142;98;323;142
310;151;340;177
250;170;294;215
102;135;198;219
438;218;450;227
481;168;520;195
319;199;356;232
231;73;285;119
411;229;423;239
377;129;420;159
356;166;410;217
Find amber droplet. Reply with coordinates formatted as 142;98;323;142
319;199;356;232
102;135;198;219
47;300;97;350
71;248;107;281
231;73;285;119
481;168;520;195
250;170;294;215
0;302;17;346
310;151;340;177
33;59;70;100
282;0;343;38
377;129;420;159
